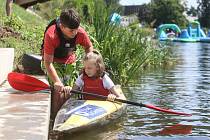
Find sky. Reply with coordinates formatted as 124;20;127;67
119;0;198;8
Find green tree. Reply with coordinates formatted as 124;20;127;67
151;0;187;27
187;6;198;17
197;0;210;28
137;4;153;26
104;0;119;6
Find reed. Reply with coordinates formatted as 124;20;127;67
90;0;163;85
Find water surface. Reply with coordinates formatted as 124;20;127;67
62;43;210;140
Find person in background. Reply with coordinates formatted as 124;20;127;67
64;50;126;101
6;0;15;16
41;8;93;118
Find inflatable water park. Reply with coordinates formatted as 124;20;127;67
157;21;210;43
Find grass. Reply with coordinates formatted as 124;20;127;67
0;0;46;68
0;1;46;26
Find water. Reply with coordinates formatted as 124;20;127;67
61;43;210;140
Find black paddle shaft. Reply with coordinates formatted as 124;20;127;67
70;90;191;116
71;90;145;107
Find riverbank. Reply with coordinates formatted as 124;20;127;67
0;76;50;140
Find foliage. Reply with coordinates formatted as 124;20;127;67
3;14;24;30
150;0;187;27
3;15;44;45
197;0;210;28
91;0;170;85
186;6;198;17
0;0;46;66
147;43;174;66
1;15;45;52
34;0;172;85
33;0;95;22
33;0;64;19
0;0;174;86
137;4;153;26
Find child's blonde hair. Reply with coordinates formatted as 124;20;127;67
83;49;105;77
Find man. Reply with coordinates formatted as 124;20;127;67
42;8;93;118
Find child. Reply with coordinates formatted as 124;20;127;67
63;50;125;101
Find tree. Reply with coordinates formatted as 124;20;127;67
187;6;198;17
197;0;210;28
137;4;153;26
151;0;187;27
104;0;119;7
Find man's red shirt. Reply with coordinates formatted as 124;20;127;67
43;25;92;64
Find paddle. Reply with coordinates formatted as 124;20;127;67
7;72;192;116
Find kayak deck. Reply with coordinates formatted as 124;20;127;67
53;87;126;133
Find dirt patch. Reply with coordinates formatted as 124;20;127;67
0;26;21;38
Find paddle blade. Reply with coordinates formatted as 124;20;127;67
144;104;192;116
7;72;49;92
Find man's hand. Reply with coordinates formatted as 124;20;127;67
54;81;64;93
63;86;72;95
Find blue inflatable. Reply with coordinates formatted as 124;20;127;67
157;21;210;43
110;13;121;25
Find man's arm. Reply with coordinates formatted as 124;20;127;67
85;45;93;53
44;53;64;93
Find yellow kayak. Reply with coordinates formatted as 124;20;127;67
53;86;126;133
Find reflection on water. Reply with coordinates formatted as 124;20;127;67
124;43;210;138
62;43;210;140
159;124;192;135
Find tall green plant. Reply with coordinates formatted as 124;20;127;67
92;0;116;43
102;28;152;85
92;0;154;85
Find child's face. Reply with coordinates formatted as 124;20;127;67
84;59;98;77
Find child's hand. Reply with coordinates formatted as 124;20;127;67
107;94;116;101
63;86;72;96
